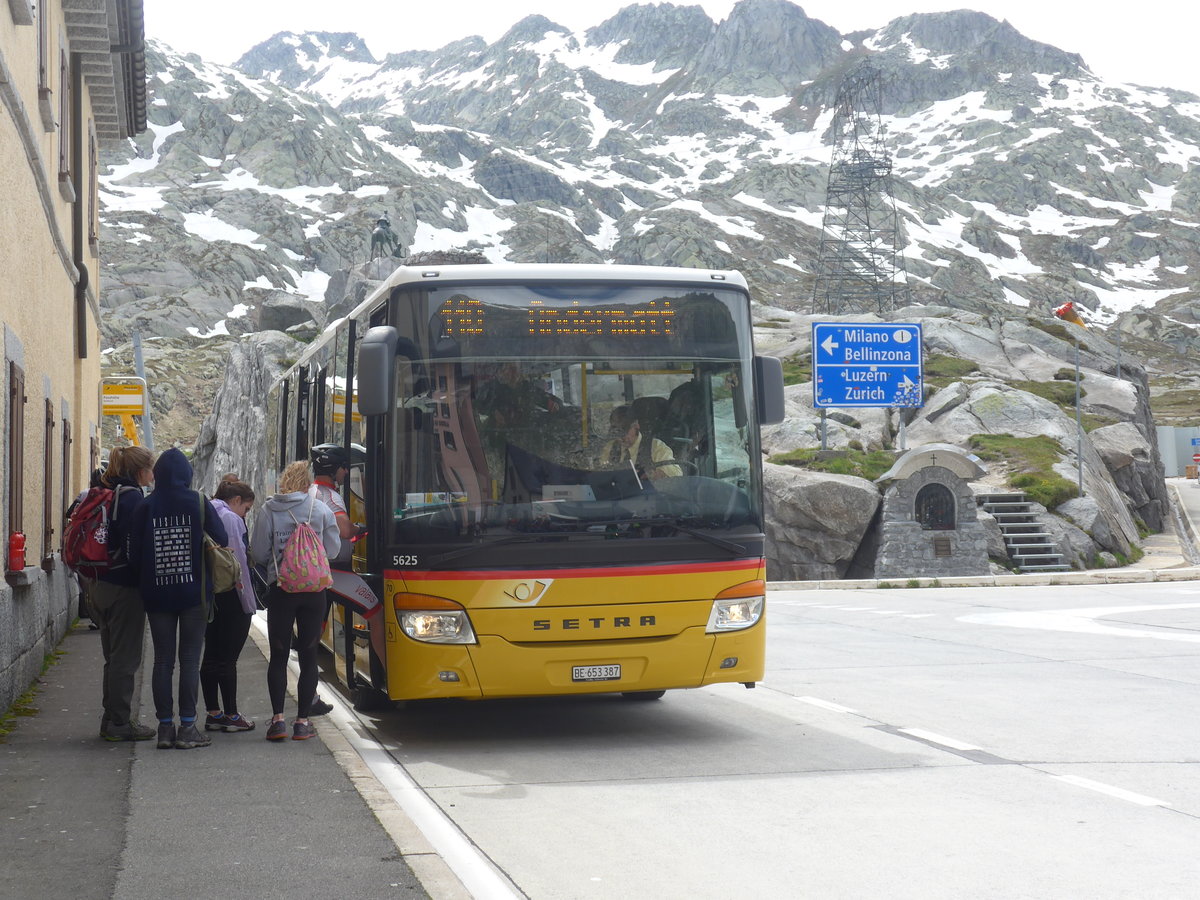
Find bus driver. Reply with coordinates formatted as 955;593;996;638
600;405;681;481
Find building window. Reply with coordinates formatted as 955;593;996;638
41;399;55;563
35;0;54;130
57;42;76;201
60;417;72;549
87;122;99;253
915;483;955;531
8;362;27;535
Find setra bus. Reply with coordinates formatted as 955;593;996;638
265;263;784;707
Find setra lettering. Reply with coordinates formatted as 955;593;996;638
530;615;657;631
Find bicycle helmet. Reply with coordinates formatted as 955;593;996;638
310;443;350;475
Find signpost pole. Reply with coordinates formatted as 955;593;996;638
132;330;155;450
1075;336;1083;496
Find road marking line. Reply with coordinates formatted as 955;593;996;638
839;606;877;611
902;613;935;618
870;610;904;615
797;696;858;714
1050;774;1170;808
898;728;981;751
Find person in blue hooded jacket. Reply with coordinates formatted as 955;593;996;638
129;448;228;750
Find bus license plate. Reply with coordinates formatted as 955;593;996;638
572;664;621;682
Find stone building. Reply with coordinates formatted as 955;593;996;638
873;444;990;579
1;0;146;711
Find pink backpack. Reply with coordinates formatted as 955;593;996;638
275;495;333;593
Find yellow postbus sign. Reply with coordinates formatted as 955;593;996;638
101;381;146;416
332;387;361;424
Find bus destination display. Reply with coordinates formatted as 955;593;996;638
439;295;675;338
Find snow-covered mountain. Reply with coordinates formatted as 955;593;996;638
99;1;1200;413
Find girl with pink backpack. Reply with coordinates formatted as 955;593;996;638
249;461;340;741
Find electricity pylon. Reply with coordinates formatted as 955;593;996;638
812;63;909;316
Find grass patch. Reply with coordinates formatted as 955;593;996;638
1150;388;1200;426
968;433;1081;509
769;447;896;480
1027;318;1093;352
781;354;811;386
924;353;979;389
0;647;65;742
1012;378;1082;408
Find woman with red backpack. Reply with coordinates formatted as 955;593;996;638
249;461;340;741
87;446;156;742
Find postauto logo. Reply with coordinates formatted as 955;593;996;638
500;579;554;605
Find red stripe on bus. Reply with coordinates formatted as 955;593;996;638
385;558;762;582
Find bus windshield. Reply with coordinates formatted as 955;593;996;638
386;281;763;563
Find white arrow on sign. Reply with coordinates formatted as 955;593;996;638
821;334;838;355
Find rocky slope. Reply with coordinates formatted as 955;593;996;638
93;1;1200;576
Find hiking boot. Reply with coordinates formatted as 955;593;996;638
204;713;228;731
265;719;288;741
101;721;156;742
309;696;334;716
156;723;176;749
292;720;316;741
221;713;255;733
174;724;212;749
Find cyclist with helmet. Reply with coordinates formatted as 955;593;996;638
309;443;364;567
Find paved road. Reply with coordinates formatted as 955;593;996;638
347;579;1200;899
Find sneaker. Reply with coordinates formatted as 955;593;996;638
292;720;316;741
308;697;334;716
204;713;228;731
174;723;212;749
157;723;176;749
265;719;288;741
222;713;255;733
101;721;156;742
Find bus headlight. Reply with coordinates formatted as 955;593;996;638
706;580;765;633
394;592;478;644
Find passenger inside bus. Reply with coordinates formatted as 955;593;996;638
599;405;682;481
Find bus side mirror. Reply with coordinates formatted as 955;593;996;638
754;355;785;425
358;326;399;416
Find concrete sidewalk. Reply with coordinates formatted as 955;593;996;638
0;617;441;900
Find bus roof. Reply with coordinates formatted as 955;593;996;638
376;263;748;293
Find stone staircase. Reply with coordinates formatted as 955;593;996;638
977;491;1071;573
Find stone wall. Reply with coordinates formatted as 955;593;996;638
874;465;990;579
0;562;77;714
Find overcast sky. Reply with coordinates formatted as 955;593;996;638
143;0;1200;96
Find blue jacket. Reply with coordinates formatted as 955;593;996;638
129;448;227;613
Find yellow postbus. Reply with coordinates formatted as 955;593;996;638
266;263;784;708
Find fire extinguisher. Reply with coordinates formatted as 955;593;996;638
8;531;26;572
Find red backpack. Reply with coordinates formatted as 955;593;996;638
63;486;135;578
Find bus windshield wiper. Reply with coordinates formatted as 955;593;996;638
660;521;746;555
428;534;559;567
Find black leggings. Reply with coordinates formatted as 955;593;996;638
265;586;326;718
199;590;252;716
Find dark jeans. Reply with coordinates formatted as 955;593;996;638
200;590;252;716
146;604;207;723
88;579;145;727
266;586;326;718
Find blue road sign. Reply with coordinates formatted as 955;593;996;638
812;322;923;408
1192;438;1200;446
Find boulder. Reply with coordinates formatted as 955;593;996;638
190;331;301;495
764;463;880;581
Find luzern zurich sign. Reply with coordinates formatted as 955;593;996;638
812;322;923;408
